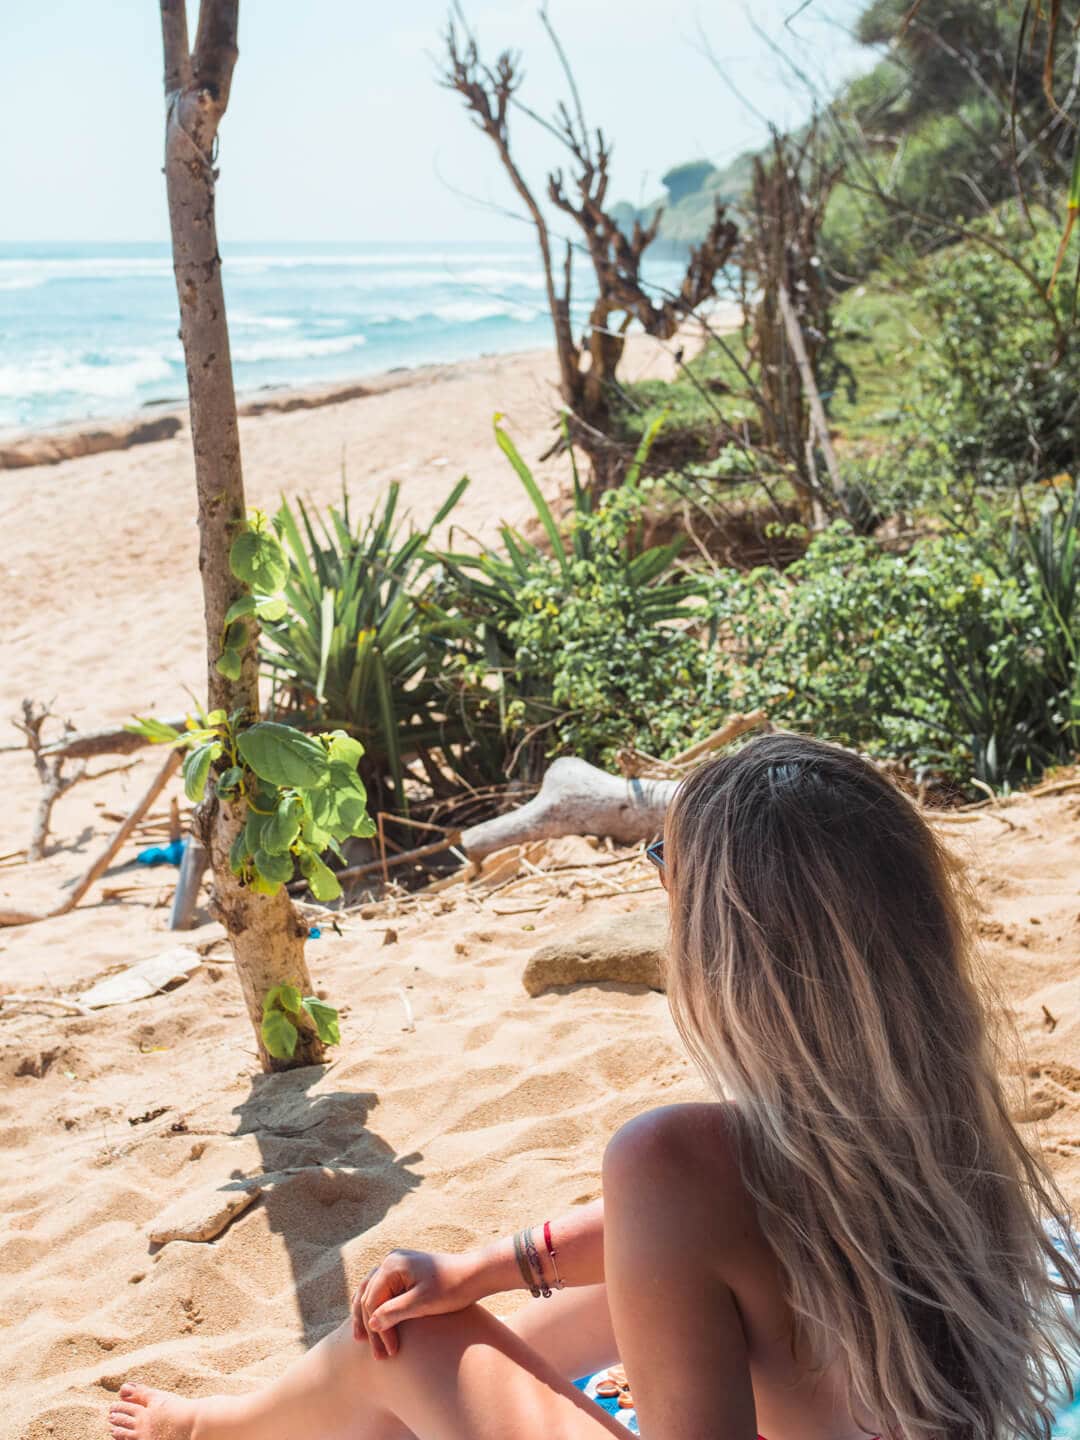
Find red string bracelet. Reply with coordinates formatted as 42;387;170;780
543;1219;564;1289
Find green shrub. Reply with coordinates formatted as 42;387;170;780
904;220;1080;483
707;488;1080;788
441;422;721;775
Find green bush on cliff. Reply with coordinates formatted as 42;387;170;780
706;491;1080;788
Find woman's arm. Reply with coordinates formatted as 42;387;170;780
356;1199;605;1356
468;1198;605;1297
602;1107;757;1440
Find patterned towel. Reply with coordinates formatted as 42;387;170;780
576;1372;1080;1437
575;1374;638;1433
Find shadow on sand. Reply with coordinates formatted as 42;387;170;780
230;1066;422;1346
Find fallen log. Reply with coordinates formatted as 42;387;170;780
459;758;678;860
40;719;187;762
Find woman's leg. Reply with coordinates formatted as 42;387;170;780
506;1282;618;1379
107;1288;624;1440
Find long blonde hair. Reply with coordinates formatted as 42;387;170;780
665;734;1080;1440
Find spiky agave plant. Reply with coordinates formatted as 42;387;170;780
262;480;477;814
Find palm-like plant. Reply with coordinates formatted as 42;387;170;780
263;481;474;812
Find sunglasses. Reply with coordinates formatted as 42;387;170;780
646;839;665;871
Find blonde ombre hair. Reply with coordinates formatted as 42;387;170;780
665;734;1080;1440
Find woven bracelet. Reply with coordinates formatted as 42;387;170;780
523;1225;552;1298
513;1229;541;1298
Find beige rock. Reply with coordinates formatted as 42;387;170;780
522;908;668;996
148;1181;261;1245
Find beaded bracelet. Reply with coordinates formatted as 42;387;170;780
543;1219;564;1290
523;1225;552;1298
513;1228;541;1298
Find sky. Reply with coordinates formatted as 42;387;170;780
0;0;874;244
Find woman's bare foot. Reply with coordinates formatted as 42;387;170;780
107;1383;201;1439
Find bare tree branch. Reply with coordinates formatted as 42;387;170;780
160;0;192;92
192;0;240;111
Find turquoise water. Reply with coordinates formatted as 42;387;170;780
0;240;693;434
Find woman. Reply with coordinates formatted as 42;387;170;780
108;735;1080;1440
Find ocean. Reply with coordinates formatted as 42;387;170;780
0;240;694;435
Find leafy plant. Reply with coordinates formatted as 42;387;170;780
262;983;340;1062
128;712;376;902
262;480;484;810
440;418;719;774
707;490;1080;789
904;218;1080;484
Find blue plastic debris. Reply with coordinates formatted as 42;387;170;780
308;926;322;939
135;837;186;868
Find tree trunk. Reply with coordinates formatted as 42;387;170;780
159;0;322;1071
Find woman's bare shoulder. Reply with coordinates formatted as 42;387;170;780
603;1103;752;1219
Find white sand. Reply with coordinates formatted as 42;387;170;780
2;336;1079;1440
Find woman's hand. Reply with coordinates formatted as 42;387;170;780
352;1248;481;1358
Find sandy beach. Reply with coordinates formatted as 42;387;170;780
2;336;1080;1440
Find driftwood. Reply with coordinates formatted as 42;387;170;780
13;700;88;861
0;751;181;927
459;758;678;860
40;718;187;763
459;716;767;861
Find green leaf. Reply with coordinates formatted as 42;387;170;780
216;765;243;798
225;620;249;650
261;1009;298;1060
230;527;289;593
308;761;372;840
183;741;222;803
228;830;249;876
323;730;365;767
254;595;287;622
315;587;335;703
250;870;283;896
126;716;181;744
301;997;341;1047
224;596;257;625
262;794;303;854
237;722;330;789
206;709;227;727
216;648;243;681
264;983;303;1016
243;807;270;856
298;847;343;902
626;412;665;487
494;415;567;569
254;847;295;885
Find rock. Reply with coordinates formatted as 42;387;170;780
522;908;668;996
148;1180;261;1245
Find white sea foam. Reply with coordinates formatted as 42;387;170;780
365;300;541;325
230;312;298;331
0;250;538;290
340;266;543;292
0;349;175;401
230;333;368;363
